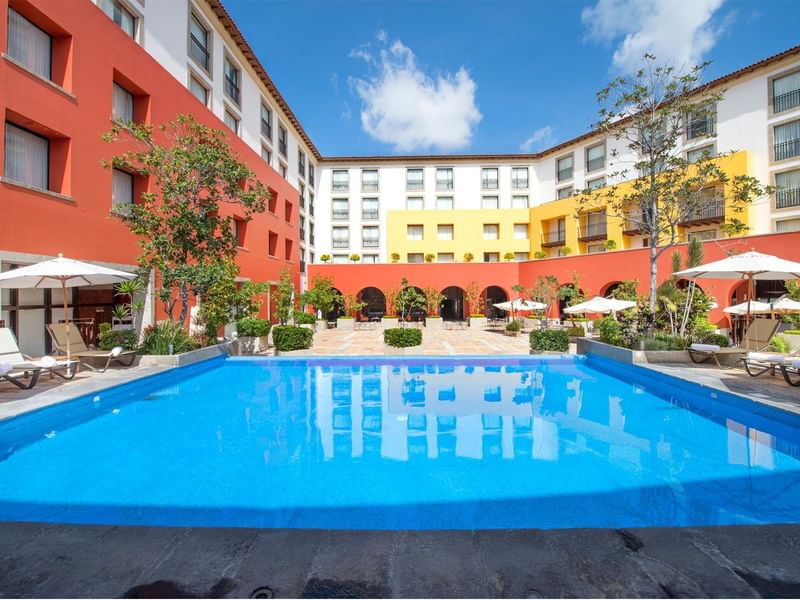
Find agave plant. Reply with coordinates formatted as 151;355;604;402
112;303;131;322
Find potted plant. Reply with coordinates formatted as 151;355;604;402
463;252;474;263
505;320;521;337
604;239;617;251
236;317;271;354
424;253;435;263
337;293;364;330
300;273;339;331
503;252;515;262
293;311;317;331
349;253;361;263
390;252;400;263
422;286;445;329
273;324;313;356
465;281;486;328
382;286;400;328
534;250;547;259
320;254;331;263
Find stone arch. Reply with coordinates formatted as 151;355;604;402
601;281;624;297
441;286;466;321
483;286;509;320
358;287;386;320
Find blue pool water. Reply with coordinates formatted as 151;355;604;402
1;354;800;530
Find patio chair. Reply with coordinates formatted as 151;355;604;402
688;318;780;368
0;328;77;389
779;358;800;387
741;348;800;378
46;323;137;372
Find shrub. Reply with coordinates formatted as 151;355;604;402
503;252;515;262
784;329;800;335
604;239;617;250
293;312;316;325
140;320;198;355
597;316;624;347
320;254;331;263
701;333;729;348
567;326;585;337
530;329;569;352
463;252;474;262
770;334;792;354
98;323;138;350
424;253;435;263
506;320;521;332
236;317;271;337
273;325;313;352
643;333;689;351
561;246;573;256
384;328;422;347
390;252;400;263
534;251;547;259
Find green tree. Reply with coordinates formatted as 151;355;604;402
197;258;267;338
103;114;270;326
579;55;773;320
528;275;561;329
464;281;483;316
300;273;341;319
422;286;446;316
396;278;425;323
273;268;295;325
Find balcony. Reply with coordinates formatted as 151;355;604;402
578;215;608;242
775;138;800;161
541;231;566;247
774;89;800;113
622;211;643;235
679;199;724;227
777;188;800;209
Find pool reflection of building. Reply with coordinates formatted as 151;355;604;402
311;363;786;469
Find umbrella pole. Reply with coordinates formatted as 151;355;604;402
62;280;71;376
745;275;753;350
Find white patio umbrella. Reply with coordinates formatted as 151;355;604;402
493;299;547;312
772;297;800;313
674;250;800;347
563;296;636;315
722;300;773;315
0;254;136;370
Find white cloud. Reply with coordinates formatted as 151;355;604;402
582;0;729;73
349;33;482;152
520;126;555;153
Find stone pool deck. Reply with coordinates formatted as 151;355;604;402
1;522;800;598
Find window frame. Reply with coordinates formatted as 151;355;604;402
3;122;50;191
188;10;212;76
331;169;349;192
278;124;288;158
188;71;210;107
556;153;574;182
111;81;134;123
7;8;52;81
435;167;454;191
260;101;273;142
511;166;529;190
100;0;139;41
481;167;499;191
406;167;424;191
768;66;800;117
223;106;240;135
223;52;242;107
585;142;606;173
360;169;379;193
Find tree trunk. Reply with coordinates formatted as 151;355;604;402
648;242;658;338
177;286;189;327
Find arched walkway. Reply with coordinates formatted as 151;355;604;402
601;281;623;297
358;287;386;320
483;286;508;320
441;286;466;321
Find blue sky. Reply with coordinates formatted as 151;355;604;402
226;0;800;157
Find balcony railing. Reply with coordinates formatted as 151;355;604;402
332;182;349;192
481;179;499;190
407;181;424;191
587;157;605;172
361;182;379;192
687;117;714;139
436;182;454;191
511;178;528;189
362;239;379;248
541;231;566;247
679;199;725;226
332;210;349;220
578;217;608;241
332;239;349;248
775;138;800;161
776;188;800;209
623;211;643;235
362;210;379;220
774;89;800;113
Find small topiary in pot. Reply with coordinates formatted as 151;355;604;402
273;325;313;352
384;327;422;348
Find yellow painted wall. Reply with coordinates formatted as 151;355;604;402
387;209;532;262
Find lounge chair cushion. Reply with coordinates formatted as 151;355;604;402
690;343;720;352
746;352;786;363
111;346;123;357
0;363;11;376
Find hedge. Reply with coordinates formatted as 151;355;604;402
236;318;271;337
273;325;313;352
530;329;569;353
293;312;316;325
384;327;422;348
98;325;138;350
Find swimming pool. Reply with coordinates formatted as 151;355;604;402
1;354;800;530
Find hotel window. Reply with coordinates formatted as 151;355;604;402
437;224;454;240
774;120;800;161
483;224;499;240
587;243;605;254
189;75;209;106
362;226;379;248
261;103;273;140
687;144;715;164
587;177;605;191
513;224;528;240
406;168;424;191
557;186;573;199
437;253;454;263
362;197;379;220
436;167;454;191
586;143;605;172
773;71;800;114
4;123;49;191
407;225;424;240
232;219;245;247
332;254;348;264
332;169;349;192
99;0;136;39
298;150;306;180
406;196;423;210
112;82;134;123
111;168;133;208
361;169;379;192
298;182;304;210
686;103;715;140
224;109;239;135
279;163;287;179
407;253;424;263
278;125;288;157
557;155;573;182
223;57;241;106
332;226;350;248
514;252;529;261
481;167;499;190
362;254;378;264
511;167;528;190
776;218;800;233
261;145;271;164
7;9;51;80
776;169;800;209
483;252;499;263
482;196;499;209
308;164;315;188
436;196;453;210
332;198;349;220
687;229;717;242
189;13;210;72
512;195;529;209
